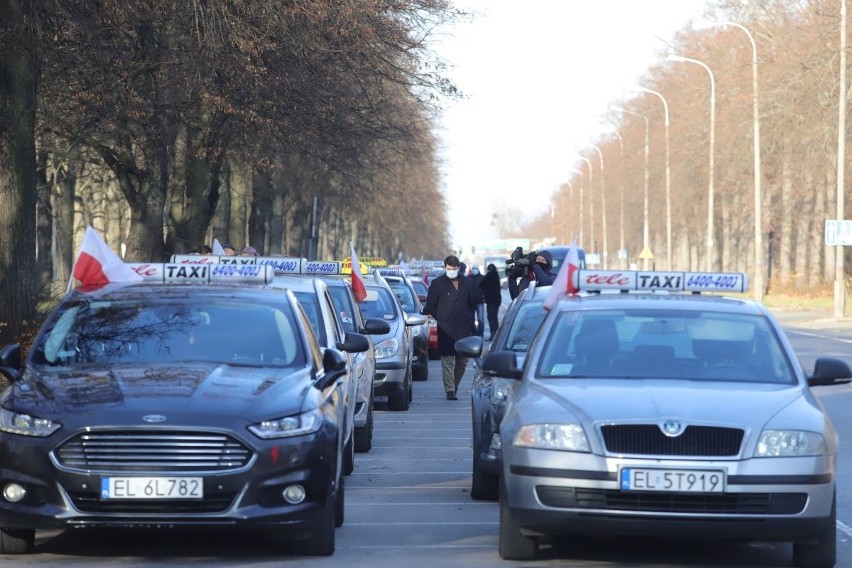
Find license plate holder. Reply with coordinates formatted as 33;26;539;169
101;477;204;499
620;467;725;493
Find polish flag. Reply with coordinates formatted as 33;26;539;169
72;226;143;287
350;241;367;303
420;257;430;286
543;238;581;311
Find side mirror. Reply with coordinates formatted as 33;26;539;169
0;344;21;371
808;357;852;386
362;317;391;335
454;336;483;358
405;314;426;327
317;348;348;390
482;351;523;380
337;332;370;354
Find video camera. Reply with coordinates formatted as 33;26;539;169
505;246;538;279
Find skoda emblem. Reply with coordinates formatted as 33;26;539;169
661;420;683;437
143;415;167;423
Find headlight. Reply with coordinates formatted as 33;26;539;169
513;423;590;452
490;378;511;405
374;338;399;359
0;407;60;437
754;430;827;457
248;408;322;439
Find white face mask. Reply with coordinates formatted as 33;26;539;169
445;269;459;279
472;269;480;275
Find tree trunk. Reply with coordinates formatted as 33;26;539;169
0;0;39;343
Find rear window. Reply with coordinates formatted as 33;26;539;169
388;282;418;313
360;287;399;320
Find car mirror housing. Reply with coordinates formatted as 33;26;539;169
362;318;391;335
0;344;21;371
454;336;483;358
405;314;426;327
338;332;370;354
482;351;523;380
808;357;852;386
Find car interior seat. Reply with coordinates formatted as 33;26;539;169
573;319;620;374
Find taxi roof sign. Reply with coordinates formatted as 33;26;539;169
128;263;274;284
572;270;748;294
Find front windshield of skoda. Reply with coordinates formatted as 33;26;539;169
360;287;399;321
34;297;305;368
538;309;796;383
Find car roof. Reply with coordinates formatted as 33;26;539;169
552;290;767;317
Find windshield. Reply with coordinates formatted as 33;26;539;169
34;296;305;368
538;309;796;384
360;287;399;321
504;300;547;352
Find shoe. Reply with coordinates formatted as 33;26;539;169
446;392;458;400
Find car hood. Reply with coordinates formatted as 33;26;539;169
527;378;804;426
11;363;315;424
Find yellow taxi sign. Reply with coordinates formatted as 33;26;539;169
340;259;371;274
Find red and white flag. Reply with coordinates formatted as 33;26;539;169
211;239;226;256
350;241;367;303
72;226;143;287
420;256;430;286
543;238;581;311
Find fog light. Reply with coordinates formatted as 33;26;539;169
3;483;26;503
282;484;306;504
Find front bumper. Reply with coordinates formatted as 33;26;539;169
502;447;836;542
0;425;339;531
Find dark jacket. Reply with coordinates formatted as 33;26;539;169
508;249;556;300
480;270;502;305
424;274;474;356
467;273;485;304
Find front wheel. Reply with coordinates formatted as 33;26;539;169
499;480;538;560
354;393;373;453
293;492;335;556
343;431;355;476
0;529;34;554
793;493;836;568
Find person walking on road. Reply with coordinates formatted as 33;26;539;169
467;265;486;336
480;263;502;340
424;255;475;400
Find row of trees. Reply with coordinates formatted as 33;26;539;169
0;1;463;343
518;0;850;294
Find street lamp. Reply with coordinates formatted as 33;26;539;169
631;87;671;270
610;105;651;270
669;54;716;272
569;168;584;245
600;124;625;267
590;145;607;268
578;156;594;260
695;21;763;299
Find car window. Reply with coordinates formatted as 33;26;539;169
504;300;547;352
538;309;795;383
360;287;398;320
326;285;357;333
293;291;327;345
36;297;304;368
389;282;417;313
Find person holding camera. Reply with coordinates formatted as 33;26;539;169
424;255;475;400
508;249;557;300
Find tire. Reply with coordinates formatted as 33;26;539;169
343;430;355;476
354;395;373;453
294;497;335;556
388;368;411;411
499;479;538;561
334;474;345;528
412;360;428;381
793;493;836;568
0;529;34;554
471;453;498;501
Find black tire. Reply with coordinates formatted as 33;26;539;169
334;474;345;528
354;396;373;453
0;529;34;554
499;480;538;560
343;430;355;476
412;360;428;381
471;456;499;501
388;368;411;411
793;493;836;568
294;497;335;556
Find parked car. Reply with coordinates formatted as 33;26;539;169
382;273;429;381
0;263;351;556
361;273;425;410
455;281;551;500
477;268;851;565
410;278;428;303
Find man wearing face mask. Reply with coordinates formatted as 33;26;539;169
424;255;475;400
508;249;557;300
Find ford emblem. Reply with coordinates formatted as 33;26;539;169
142;415;167;423
661;420;683;436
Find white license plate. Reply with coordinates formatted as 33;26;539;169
101;477;203;499
620;468;725;493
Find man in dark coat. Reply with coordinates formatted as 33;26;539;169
424;255;475;400
467;265;486;336
479;263;502;340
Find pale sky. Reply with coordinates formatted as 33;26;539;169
433;0;711;249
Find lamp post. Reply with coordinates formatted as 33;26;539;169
590;145;608;268
569;168;584;246
836;0;847;317
696;21;763;299
632;87;671;270
610;105;650;270
669;54;716;272
578;156;594;261
600;125;625;267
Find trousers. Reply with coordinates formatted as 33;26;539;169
440;355;469;394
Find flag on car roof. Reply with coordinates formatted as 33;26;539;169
350;241;367;303
211;239;226;256
71;226;143;288
543;238;581;311
420;256;429;286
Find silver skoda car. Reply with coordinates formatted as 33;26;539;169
486;269;851;567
